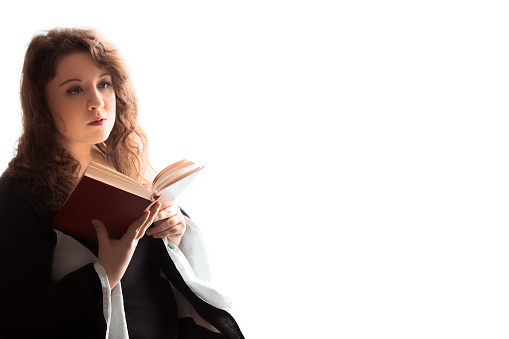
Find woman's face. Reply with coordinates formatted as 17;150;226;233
46;51;116;152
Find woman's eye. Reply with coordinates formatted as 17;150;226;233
99;82;112;89
66;87;82;95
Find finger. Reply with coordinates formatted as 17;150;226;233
91;219;109;244
151;221;186;239
147;212;184;236
154;204;180;222
146;219;168;236
136;203;161;240
123;210;151;241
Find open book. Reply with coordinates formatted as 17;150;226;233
51;159;203;242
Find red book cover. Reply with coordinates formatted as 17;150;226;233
51;176;153;242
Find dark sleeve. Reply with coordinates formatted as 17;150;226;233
0;177;106;338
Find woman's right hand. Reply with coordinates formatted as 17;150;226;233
91;202;161;289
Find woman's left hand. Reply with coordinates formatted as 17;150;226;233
146;204;186;246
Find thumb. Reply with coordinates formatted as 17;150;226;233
91;219;109;243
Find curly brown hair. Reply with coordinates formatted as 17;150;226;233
8;27;149;210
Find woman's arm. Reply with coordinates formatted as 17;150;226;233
0;178;106;338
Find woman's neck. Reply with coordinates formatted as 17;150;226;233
63;143;110;177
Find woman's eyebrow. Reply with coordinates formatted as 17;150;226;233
59;79;81;87
58;74;110;87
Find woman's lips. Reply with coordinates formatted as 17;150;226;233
88;118;106;126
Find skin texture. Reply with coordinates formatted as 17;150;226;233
46;52;186;288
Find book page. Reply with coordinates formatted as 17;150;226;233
86;162;152;200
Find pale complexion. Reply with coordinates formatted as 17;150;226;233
46;52;186;288
46;52;116;171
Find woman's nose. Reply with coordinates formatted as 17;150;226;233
88;89;105;111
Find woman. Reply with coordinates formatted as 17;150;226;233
0;28;243;339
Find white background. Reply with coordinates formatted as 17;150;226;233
1;1;508;338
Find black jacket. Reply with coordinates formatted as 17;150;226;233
0;172;243;339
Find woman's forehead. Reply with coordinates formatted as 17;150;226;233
53;52;108;79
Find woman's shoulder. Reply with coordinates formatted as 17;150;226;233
0;169;34;200
0;169;55;223
0;170;56;247
0;170;25;199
